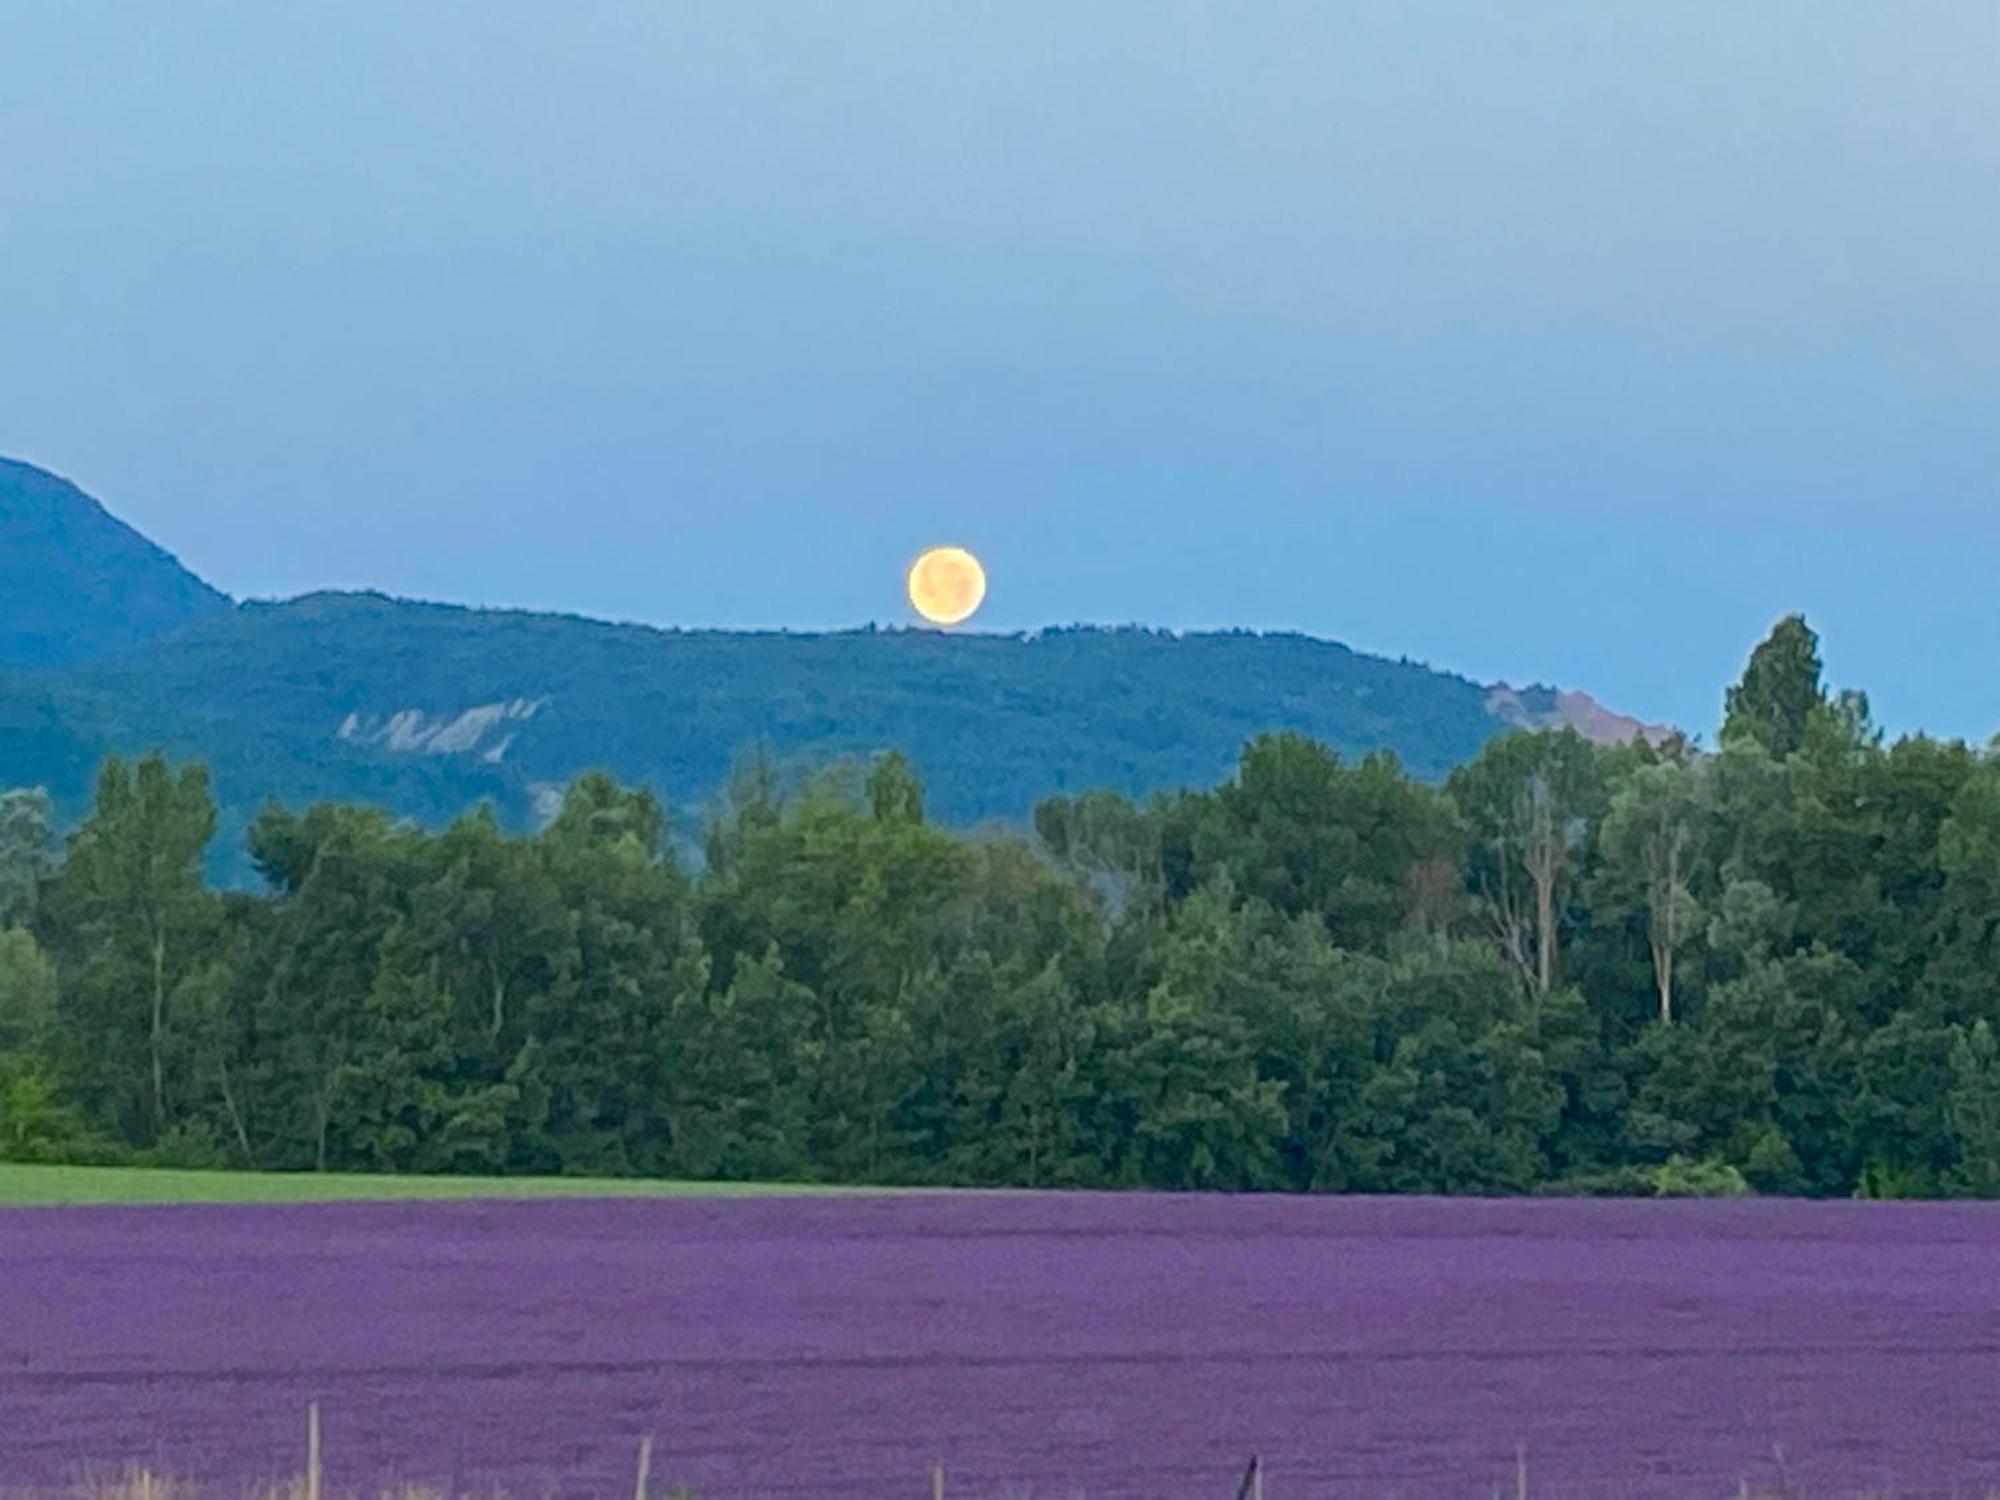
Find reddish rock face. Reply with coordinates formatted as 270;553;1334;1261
1485;682;1678;747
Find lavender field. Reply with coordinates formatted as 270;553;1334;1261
4;1192;2000;1500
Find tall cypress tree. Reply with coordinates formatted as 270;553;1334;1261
1723;614;1826;759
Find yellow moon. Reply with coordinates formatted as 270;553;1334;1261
907;545;987;625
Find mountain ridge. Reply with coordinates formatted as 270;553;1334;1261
0;457;1672;881
0;457;232;667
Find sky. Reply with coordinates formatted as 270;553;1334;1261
2;3;1996;740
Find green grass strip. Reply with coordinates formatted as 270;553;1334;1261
0;1162;901;1207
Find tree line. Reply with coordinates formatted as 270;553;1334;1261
2;613;1998;1197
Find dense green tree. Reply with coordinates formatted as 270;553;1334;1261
0;788;55;926
1344;941;1564;1193
0;924;73;1160
1722;614;1826;759
866;750;925;826
1168;734;1461;951
1449;730;1602;994
0;927;56;1059
1849;1012;1957;1195
241;803;418;1168
43;755;222;1144
340;931;519;1173
1922;748;2000;1032
1946;1020;2000;1197
526;774;709;1176
1598;757;1710;1025
660;945;816;1180
1033;789;1164;919
1093;879;1288;1190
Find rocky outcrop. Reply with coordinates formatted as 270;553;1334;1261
1484;684;1676;747
337;698;549;762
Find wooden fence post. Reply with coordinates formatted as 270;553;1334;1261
1514;1443;1527;1500
634;1435;654;1500
931;1462;946;1500
307;1402;321;1500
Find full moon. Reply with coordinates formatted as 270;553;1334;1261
907;545;987;625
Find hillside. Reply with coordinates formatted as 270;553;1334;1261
37;593;1521;871
0;458;1668;880
0;458;231;667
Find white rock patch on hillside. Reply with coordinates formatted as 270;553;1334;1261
336;697;549;761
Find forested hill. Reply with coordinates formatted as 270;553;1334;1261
0;458;1665;880
16;596;1517;873
0;458;229;666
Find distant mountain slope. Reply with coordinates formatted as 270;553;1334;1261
38;592;1521;873
0;458;1670;882
0;458;231;667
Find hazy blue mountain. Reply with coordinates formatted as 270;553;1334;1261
0;458;231;667
0;458;1665;882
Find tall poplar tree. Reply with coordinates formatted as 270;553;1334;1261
47;754;221;1143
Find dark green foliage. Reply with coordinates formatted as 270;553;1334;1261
9;612;2000;1198
1946;1020;2000;1196
1723;614;1826;759
39;754;223;1146
1;593;1525;889
1169;734;1463;949
0;788;55;926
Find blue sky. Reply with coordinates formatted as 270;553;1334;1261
2;4;1995;739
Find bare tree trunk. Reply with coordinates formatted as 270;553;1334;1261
1655;843;1673;1026
1523;778;1562;995
1649;821;1687;1026
1533;869;1557;994
217;1055;256;1165
1478;859;1537;992
489;966;507;1042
